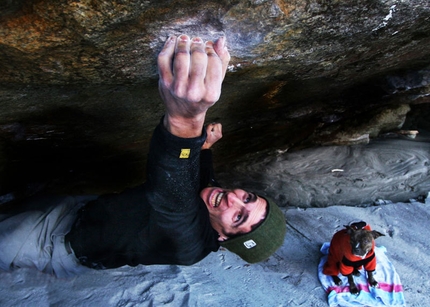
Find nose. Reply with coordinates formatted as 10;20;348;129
226;190;245;208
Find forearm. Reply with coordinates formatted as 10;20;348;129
145;119;206;212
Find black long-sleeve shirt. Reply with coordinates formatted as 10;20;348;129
66;120;219;269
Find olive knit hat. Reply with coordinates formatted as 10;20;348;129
219;197;286;263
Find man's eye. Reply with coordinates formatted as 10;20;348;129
244;192;256;204
235;214;242;222
244;194;252;204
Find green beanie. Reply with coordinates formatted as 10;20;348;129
219;197;286;263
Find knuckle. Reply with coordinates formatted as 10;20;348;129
186;91;202;103
187;84;205;101
159;79;170;89
173;82;186;98
191;48;207;57
175;49;190;56
205;89;221;103
206;51;220;58
157;52;168;63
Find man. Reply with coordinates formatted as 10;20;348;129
0;35;286;278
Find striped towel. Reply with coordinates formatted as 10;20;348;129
318;243;406;307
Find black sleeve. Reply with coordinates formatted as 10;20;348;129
144;118;207;213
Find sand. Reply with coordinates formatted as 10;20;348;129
0;134;429;307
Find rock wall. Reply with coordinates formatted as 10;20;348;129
1;0;429;85
0;0;429;204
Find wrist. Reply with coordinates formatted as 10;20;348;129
163;113;206;138
201;141;212;150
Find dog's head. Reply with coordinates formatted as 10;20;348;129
346;223;385;257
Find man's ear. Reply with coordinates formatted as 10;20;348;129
217;234;228;241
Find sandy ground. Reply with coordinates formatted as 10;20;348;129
1;134;429;307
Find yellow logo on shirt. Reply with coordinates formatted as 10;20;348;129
179;149;190;158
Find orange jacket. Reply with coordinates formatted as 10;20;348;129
323;225;376;276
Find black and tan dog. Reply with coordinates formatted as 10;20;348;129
323;221;385;294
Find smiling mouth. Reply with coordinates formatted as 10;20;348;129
211;191;225;207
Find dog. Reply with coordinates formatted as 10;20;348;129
323;221;385;295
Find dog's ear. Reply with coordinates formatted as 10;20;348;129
350;221;367;230
345;221;367;234
371;230;385;239
345;225;354;235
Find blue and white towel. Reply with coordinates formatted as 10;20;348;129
318;243;406;307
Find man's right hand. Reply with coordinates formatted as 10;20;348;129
157;35;230;138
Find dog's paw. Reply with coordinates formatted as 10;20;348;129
367;271;378;287
332;275;342;286
349;284;360;295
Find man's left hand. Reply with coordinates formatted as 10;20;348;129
202;123;223;150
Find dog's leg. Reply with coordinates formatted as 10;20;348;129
352;268;361;276
332;275;342;285
347;274;359;295
367;270;378;287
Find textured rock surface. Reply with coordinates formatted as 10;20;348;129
1;0;430;85
0;0;429;204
